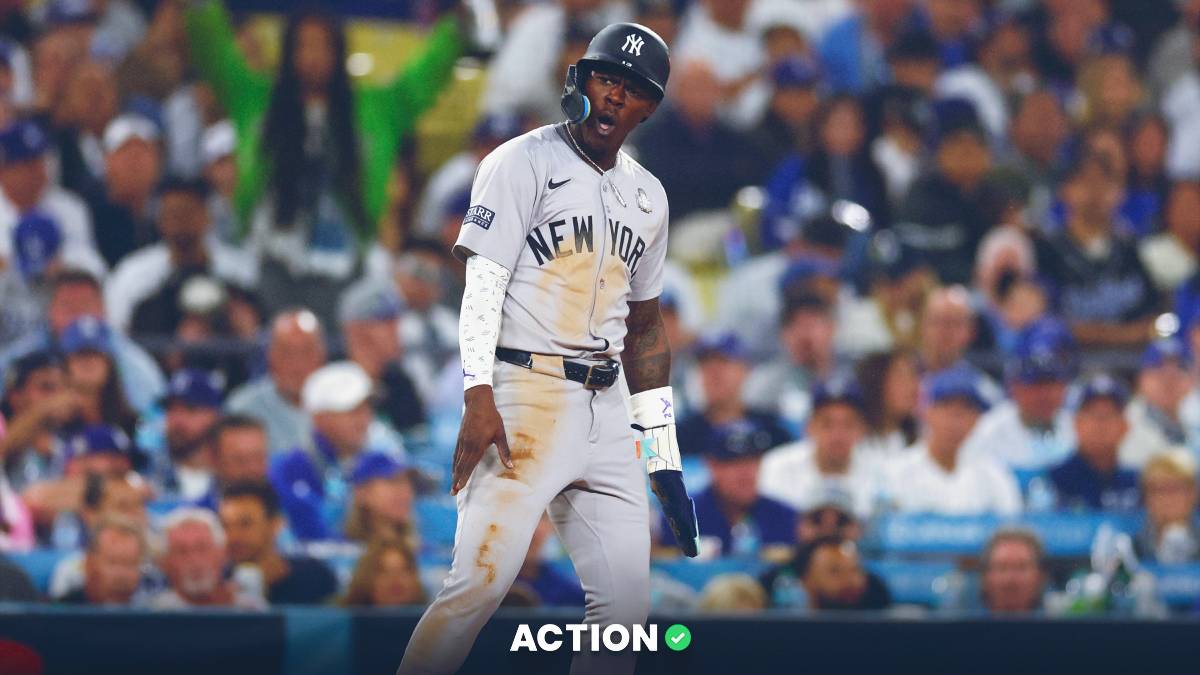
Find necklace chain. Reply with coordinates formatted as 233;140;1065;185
565;124;627;207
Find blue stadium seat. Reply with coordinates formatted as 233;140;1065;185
415;497;459;556
865;560;957;607
8;549;71;594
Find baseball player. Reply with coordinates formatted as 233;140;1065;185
398;22;699;675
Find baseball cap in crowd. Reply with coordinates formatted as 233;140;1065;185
693;331;749;362
350;452;409;487
339;279;405;325
1141;338;1191;370
67;424;132;460
59;316;112;356
1005;317;1078;383
201;120;236;167
46;0;99;27
811;374;867;414
867;230;924;281
771;56;822;89
887;29;940;64
779;256;839;295
703;418;778;462
1071;373;1130;411
3;349;63;394
923;365;992;411
472;112;524;145
302;361;373;414
927;97;986;148
805;485;858;519
103;114;159;154
163;368;226;409
0;119;49;165
13;211;62;280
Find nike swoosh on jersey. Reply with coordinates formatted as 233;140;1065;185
548;177;572;190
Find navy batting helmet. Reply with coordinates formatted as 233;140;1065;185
561;22;670;123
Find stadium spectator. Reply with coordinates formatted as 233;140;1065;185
225;309;326;454
393;239;460;396
184;0;461;327
870;87;925;205
1140;180;1200;292
21;425;136;534
47;472;153;600
796;489;865;546
979;527;1047;614
962;318;1077;471
1077;52;1143;131
414;112;527;238
154;368;224;501
759;95;889;252
51;59;119;197
218;480;337;605
666;415;796;559
149;507;264;609
58;516;145;606
855;349;920;458
342;537;426;607
855;233;936;353
0;213;70;350
270;361;378;541
917;285;976;374
671;0;768;130
198;120;239;243
57;317;138;438
759;375;880;518
1035;153;1160;347
887;366;1021;515
507;514;585;607
1001;88;1071;226
1125;114;1171;235
0;351;74;492
1048;374;1140;512
635;59;766;221
0;118;105;278
819;0;915;94
748;55;822;171
1135;449;1199;564
696;573;767;613
84;114;164;268
0;269;166;413
1125;339;1197;467
894;99;996;286
935;17;1034;143
765;535;890;611
344;453;416;549
104;176;256;335
677;332;791;458
196;414;269;512
743;295;841;429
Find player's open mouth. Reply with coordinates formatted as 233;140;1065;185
594;113;616;136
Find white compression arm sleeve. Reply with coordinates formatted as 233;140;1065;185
460;254;511;390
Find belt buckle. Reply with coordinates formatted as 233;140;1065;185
583;361;617;390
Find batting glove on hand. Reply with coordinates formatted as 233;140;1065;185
631;387;700;558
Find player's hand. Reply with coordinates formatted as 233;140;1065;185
451;385;513;495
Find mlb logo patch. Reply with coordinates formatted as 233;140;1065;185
463;205;496;230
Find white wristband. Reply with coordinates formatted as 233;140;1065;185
630;387;681;473
460;255;510;390
629;386;676;428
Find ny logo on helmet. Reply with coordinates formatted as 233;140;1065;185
622;34;644;56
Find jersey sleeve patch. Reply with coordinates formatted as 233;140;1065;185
463;205;497;230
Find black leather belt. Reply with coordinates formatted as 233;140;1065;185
495;347;620;390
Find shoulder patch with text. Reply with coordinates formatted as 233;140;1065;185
463;205;496;230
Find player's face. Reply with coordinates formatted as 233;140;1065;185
579;67;659;151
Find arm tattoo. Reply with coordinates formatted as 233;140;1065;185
624;299;671;394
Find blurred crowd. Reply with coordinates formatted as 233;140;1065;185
0;0;1198;618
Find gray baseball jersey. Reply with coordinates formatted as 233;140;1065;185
399;124;668;675
452;123;670;359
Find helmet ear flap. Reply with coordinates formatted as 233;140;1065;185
561;64;591;124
